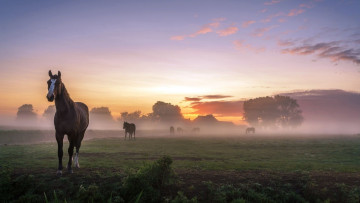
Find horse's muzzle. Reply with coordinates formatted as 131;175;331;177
47;94;54;102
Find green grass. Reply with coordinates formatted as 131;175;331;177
1;134;360;172
1;132;360;202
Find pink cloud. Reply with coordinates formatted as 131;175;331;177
242;20;256;28
202;95;233;99
170;35;186;41
184;97;201;102
280;90;360;128
288;8;305;16
277;40;295;47
216;26;238;36
252;26;276;37
281;41;360;65
264;0;281;5
207;18;226;28
189;26;213;37
184;95;232;102
233;40;266;53
260;8;267;13
261;12;283;23
172;17;226;40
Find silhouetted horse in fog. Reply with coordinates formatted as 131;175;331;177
123;122;136;140
192;127;200;133
170;126;175;135
177;127;183;134
246;127;255;134
46;70;89;176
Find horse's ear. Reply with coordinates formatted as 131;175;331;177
49;70;53;77
58;71;61;78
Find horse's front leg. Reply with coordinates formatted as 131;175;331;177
67;141;74;173
56;132;64;176
124;131;127;140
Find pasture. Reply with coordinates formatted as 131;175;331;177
1;130;360;202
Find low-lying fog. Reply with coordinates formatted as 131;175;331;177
1;115;359;135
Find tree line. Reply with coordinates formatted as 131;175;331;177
16;95;303;129
243;95;303;128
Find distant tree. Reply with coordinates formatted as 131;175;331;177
243;96;278;127
16;104;37;121
43;105;55;120
274;95;303;128
90;107;114;121
243;95;303;128
193;114;218;124
152;101;183;122
119;111;142;122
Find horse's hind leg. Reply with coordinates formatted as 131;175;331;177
74;131;85;169
67;141;74;173
74;142;81;168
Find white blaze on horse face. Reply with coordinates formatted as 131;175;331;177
47;79;56;98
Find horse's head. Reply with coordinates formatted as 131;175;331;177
123;121;128;129
46;70;62;102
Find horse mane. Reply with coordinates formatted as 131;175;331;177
60;83;73;103
55;82;75;111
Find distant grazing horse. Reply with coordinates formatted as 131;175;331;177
123;122;136;140
46;70;89;176
192;127;200;134
246;127;255;134
170;126;175;135
177;127;183;134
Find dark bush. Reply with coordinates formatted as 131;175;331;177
77;183;104;202
122;156;176;203
171;191;198;203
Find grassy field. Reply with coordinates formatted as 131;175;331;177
1;130;360;202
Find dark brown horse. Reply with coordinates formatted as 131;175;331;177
46;70;89;176
246;127;255;134
123;122;136;140
170;126;175;135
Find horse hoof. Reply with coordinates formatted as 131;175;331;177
56;170;62;177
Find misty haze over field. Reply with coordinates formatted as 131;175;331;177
1;89;359;135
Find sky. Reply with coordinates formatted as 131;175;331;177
0;0;359;125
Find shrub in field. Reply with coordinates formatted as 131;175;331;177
77;184;103;202
122;156;176;203
335;183;360;203
171;191;198;203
